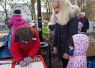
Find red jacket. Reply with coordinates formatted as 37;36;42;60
10;24;40;63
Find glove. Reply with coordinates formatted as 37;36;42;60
33;57;40;62
49;25;55;31
68;49;74;56
24;56;33;64
19;60;27;67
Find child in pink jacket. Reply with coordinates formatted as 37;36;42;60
67;34;89;68
8;9;26;35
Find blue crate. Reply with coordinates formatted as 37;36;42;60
88;58;95;68
0;46;12;60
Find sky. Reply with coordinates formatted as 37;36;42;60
0;0;29;11
0;6;3;11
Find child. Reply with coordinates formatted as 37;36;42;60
4;10;26;48
67;34;89;68
10;24;40;67
8;9;26;35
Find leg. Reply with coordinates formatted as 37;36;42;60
61;58;68;68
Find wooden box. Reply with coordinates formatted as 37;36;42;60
87;36;95;57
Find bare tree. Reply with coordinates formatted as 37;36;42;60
22;0;36;20
85;0;95;20
77;0;87;11
0;0;8;19
0;0;16;19
41;0;52;20
30;0;36;20
21;0;32;18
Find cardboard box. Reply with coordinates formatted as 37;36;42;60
87;36;95;57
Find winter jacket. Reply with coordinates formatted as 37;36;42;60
10;24;40;63
8;15;26;35
67;34;89;68
53;16;78;57
78;17;89;32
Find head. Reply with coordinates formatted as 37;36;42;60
15;27;34;45
52;0;60;14
80;12;85;18
50;0;73;25
14;9;21;14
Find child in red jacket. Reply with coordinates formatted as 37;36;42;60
10;24;40;67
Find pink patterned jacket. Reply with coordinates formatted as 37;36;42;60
67;34;89;68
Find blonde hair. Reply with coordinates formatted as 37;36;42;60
71;5;81;17
50;0;80;25
80;12;85;16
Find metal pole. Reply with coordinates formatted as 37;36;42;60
37;1;51;68
48;43;51;68
37;0;43;41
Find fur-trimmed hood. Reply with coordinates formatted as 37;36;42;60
72;34;89;56
67;34;89;68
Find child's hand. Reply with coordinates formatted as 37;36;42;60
19;60;27;67
63;53;69;59
53;47;57;54
19;57;33;67
24;56;33;64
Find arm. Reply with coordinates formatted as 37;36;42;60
64;17;78;53
28;28;40;58
7;18;13;28
52;24;59;47
48;25;55;31
86;18;89;29
69;16;78;37
10;36;24;63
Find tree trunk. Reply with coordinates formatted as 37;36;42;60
4;9;8;19
5;0;8;19
30;0;36;20
47;0;52;21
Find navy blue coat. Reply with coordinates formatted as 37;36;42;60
52;16;78;58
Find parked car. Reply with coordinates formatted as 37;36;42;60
0;22;5;28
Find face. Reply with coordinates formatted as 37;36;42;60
81;14;85;17
69;45;74;50
20;40;29;45
52;3;60;14
18;36;32;45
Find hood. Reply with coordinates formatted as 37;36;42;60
11;15;24;22
10;15;26;27
72;34;89;56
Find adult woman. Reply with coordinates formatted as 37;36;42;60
49;0;80;68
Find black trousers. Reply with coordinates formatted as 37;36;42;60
61;58;68;68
